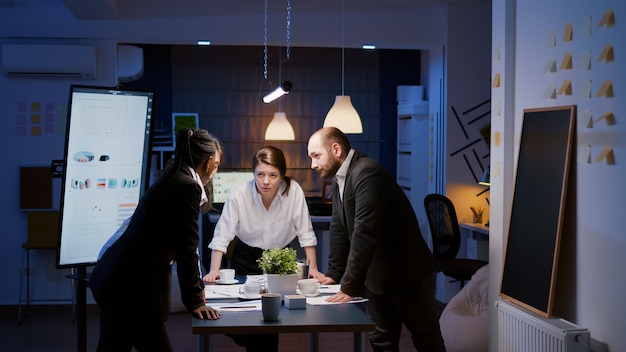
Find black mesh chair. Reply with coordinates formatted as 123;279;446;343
424;194;488;288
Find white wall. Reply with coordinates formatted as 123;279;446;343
0;39;118;305
490;0;625;351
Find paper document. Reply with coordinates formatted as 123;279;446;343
209;300;262;313
306;296;368;306
204;284;242;299
319;284;341;294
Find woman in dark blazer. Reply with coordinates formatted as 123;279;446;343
307;127;446;352
89;128;221;352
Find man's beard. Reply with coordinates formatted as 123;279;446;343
319;157;341;179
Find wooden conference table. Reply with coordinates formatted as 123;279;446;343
193;291;375;352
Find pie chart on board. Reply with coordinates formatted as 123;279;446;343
73;151;95;163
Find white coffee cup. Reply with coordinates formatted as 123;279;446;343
239;283;262;297
297;278;320;295
219;268;235;282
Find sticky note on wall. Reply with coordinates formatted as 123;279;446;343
492;72;501;88
559;53;572;70
596;44;614;62
595;80;613;97
563;23;573;42
597;9;615;28
594;146;615;165
557;80;572;95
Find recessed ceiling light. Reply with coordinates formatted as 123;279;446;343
362;44;376;50
197;40;211;46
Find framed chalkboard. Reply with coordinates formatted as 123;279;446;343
500;105;576;318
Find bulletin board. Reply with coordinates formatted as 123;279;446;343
499;105;576;318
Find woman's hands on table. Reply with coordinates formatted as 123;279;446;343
202;270;220;283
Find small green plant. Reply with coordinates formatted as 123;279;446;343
257;248;298;275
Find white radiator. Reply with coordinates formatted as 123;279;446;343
497;300;590;352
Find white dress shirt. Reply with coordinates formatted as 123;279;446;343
208;179;317;253
335;149;355;201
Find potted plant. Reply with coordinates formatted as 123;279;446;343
257;247;299;298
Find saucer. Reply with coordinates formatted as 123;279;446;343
296;289;320;297
239;293;262;300
215;278;239;285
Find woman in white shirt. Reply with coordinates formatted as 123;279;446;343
203;146;321;282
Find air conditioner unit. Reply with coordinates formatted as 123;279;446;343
2;44;97;79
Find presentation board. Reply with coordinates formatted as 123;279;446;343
500;105;576;318
56;85;155;268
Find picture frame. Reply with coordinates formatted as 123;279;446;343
171;112;199;149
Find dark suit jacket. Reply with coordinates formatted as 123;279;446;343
326;150;436;296
89;167;205;320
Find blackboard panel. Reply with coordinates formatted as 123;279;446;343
19;166;53;210
500;105;576;318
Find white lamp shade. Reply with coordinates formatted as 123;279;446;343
323;95;363;134
265;112;295;140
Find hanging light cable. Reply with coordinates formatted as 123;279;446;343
262;0;293;104
265;0;295;140
322;0;363;134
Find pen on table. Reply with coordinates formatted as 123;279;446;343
210;291;232;297
220;306;257;309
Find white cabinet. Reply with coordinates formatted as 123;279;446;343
396;86;429;219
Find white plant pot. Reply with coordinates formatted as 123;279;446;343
264;273;298;299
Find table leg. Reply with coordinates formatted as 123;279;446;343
309;332;319;352
197;334;211;352
353;332;365;352
75;267;87;352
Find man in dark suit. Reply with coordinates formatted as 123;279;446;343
307;127;446;351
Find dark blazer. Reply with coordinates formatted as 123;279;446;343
326;150;437;296
89;167;205;320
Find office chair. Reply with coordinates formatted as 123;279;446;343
423;194;488;288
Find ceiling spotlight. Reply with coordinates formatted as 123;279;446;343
196;40;211;46
362;44;376;50
263;80;293;103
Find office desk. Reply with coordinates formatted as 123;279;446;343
459;223;489;262
459;222;489;236
193;303;375;352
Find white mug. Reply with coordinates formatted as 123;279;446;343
219;268;235;282
239;283;262;297
297;278;320;295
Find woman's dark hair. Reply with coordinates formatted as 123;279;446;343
252;146;291;196
173;128;221;171
163;128;222;213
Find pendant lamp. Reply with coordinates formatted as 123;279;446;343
323;0;363;134
265;112;295;140
263;0;295;141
